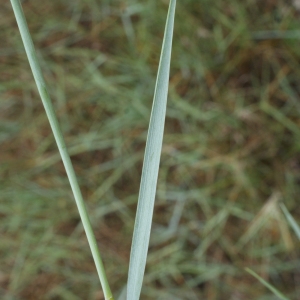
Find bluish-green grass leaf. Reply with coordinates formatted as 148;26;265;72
10;1;113;299
127;1;176;300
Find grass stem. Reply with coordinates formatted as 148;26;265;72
9;1;113;299
245;268;290;300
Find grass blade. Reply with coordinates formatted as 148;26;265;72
245;268;290;300
280;203;300;240
127;1;176;299
9;1;113;299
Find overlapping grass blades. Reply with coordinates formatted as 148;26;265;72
10;1;113;299
127;1;176;299
245;202;300;300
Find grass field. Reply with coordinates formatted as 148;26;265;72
1;0;300;299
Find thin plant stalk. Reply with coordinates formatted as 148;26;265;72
10;1;113;299
246;268;290;300
127;1;176;299
280;203;300;240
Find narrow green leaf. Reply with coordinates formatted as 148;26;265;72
127;1;176;300
10;1;113;299
245;268;290;300
280;203;300;240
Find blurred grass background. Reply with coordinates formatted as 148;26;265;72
1;0;300;299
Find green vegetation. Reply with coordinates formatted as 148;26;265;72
281;203;300;240
127;1;176;299
9;0;175;298
1;0;300;299
246;203;300;300
246;268;290;300
10;0;113;298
